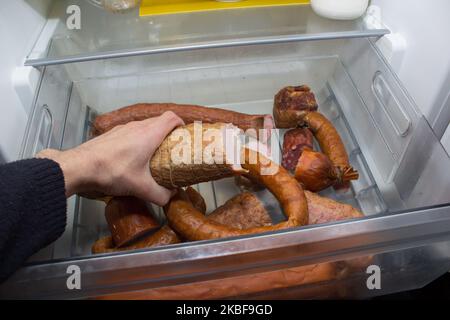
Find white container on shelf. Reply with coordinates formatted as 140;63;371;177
311;0;369;20
86;0;141;13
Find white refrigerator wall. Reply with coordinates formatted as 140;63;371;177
0;0;51;162
373;0;450;150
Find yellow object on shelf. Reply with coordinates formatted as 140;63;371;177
140;0;310;17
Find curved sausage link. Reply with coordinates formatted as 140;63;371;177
166;148;309;241
303;112;348;169
303;112;357;190
185;186;207;214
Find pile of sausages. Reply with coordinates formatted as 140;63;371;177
91;86;363;286
274;85;359;191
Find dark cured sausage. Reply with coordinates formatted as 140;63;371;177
105;196;160;247
295;150;358;192
93;103;274;136
91;225;181;254
281;128;314;171
273;85;318;128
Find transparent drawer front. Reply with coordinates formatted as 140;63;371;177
12;37;450;299
96;241;450;299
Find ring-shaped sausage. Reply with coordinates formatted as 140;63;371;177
166;148;309;241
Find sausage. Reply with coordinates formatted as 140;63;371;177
281;128;314;171
294;150;337;192
166;182;361;243
95;188;364;299
305;190;362;224
302;112;357;191
303;112;348;173
173;189;272;229
182;188;273;229
166;147;309;241
209;190;362;228
93;188;362;255
208;192;272;229
185;187;207;214
272;84;357;190
150;123;239;188
96;189;365;299
153;191;363;299
91;225;181;254
149;122;303;189
94;187;204;254
149;120;356;192
273;85;318;128
93;103;274;136
105;197;160;247
275;110;356;188
150;122;276;188
294;150;359;192
234;175;265;192
97;262;337;300
199;186;362;230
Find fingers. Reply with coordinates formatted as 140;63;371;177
145;111;185;143
136;112;182;205
135;175;175;206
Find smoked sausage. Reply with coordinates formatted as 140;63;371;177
93;103;274;136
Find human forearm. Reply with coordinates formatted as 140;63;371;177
36;148;98;197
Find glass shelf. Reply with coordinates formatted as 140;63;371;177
25;0;389;67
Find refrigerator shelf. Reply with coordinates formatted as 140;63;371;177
25;0;389;67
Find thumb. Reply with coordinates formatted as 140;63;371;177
135;175;176;206
148;112;184;143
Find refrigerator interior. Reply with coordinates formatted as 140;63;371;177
9;34;450;298
1;0;449;299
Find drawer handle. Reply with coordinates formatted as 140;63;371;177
32;104;53;155
372;71;411;137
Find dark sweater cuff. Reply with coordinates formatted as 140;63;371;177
28;159;67;242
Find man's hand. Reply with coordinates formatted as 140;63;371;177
37;111;184;206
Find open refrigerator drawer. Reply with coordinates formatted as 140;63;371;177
1;36;449;299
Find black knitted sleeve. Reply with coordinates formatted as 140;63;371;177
0;158;67;282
